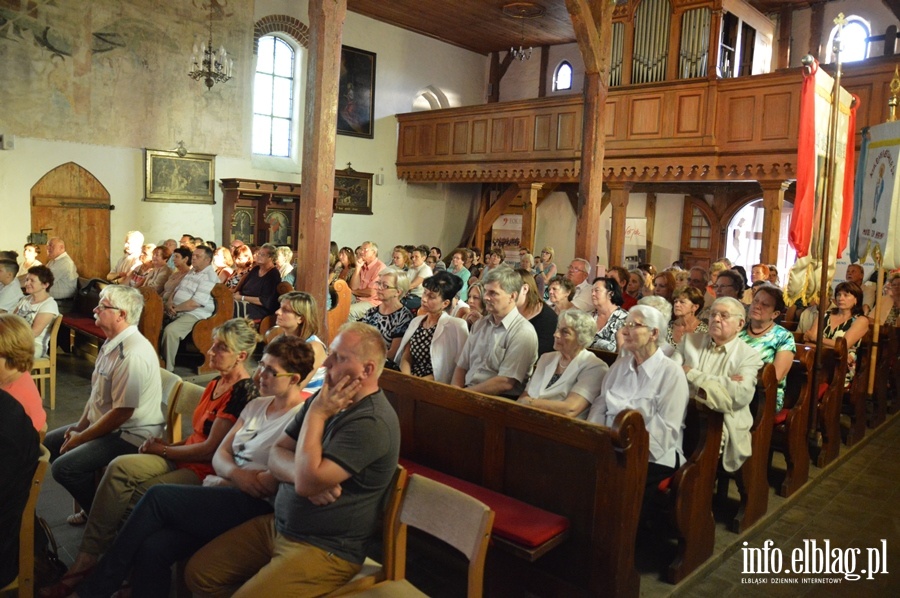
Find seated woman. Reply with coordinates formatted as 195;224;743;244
803;281;869;387
534;247;557;300
588;277;628;352
739;283;795;413
875;272;900;326
123;244;156;289
391;246;410;271
463;281;485;329
516;269;558;356
43;319;259;596
224;244;253;291
0;313;46;431
396;271;468;383
667;286;707;345
68;336;314;598
161;247;192;304
517;309;608;419
275;246;295;287
587;305;689;516
212;246;235;284
547;275;575;314
233;243;282;321
266;291;328;396
362;267;414;362
626;268;651;301
141;245;172;296
331;246;357;285
13;265;59;359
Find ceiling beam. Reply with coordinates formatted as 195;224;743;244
565;0;604;74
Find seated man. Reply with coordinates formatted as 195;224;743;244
452;267;538;398
566;258;593;312
348;241;386;321
161;245;218;371
671;297;763;472
0;259;24;312
185;322;400;596
45;237;79;302
107;230;144;283
43;286;164;516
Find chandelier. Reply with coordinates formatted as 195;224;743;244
503;2;545;62
188;2;233;90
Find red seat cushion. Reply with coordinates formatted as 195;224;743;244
399;458;569;549
63;316;107;340
773;408;789;425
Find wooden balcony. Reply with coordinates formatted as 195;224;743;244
395;58;899;186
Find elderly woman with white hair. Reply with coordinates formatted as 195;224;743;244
517;309;608;419
361;267;414;362
588;304;689;515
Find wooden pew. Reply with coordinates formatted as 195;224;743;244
257;281;295;339
884;326;900;416
770;345;815;497
326;279;351;345
137;287;163;359
813;338;848;467
660;399;723;584
869;323;896;428
841;328;872;447
191;283;234;373
378;369;648;598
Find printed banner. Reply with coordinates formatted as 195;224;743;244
786;61;858;306
491;214;522;266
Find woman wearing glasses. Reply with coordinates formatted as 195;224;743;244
67;336;315;598
517;309;607;419
587;305;689;516
739;284;795;413
361;268;414;362
46;319;259;596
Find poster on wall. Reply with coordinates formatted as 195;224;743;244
605;217;647;267
337;46;376;139
491;214;522;265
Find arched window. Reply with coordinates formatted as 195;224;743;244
553;61;573;91
826;16;870;64
253;35;295;157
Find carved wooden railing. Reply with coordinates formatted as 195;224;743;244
395;57;899;185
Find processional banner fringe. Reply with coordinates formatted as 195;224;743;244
785;61;857;307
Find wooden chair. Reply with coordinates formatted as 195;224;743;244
31;314;63;410
769;345;815;497
348;474;495;598
326;279;352;345
166;381;205;444
159;367;183;428
0;444;50;598
327;466;409;596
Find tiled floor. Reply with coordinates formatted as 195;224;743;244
27;352;900;597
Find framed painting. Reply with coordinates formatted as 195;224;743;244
144;149;216;204
230;206;256;245
337;46;376;139
264;208;293;245
334;167;373;215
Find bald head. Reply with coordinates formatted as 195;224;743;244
47;238;66;260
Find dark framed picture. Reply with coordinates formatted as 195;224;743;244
337;46;376;139
144;149;216;204
334;167;373;215
264;208;293;245
230;206;256;245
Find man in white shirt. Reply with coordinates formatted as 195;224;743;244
108;230;144;283
0;260;24;312
671;297;763;472
452;267;538;398
45;237;79;301
566;258;593;312
161;246;219;371
43;285;164;513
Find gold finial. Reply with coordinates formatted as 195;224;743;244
834;12;846;27
888;65;900;122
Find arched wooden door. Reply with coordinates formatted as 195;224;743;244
31;163;111;280
679;195;721;270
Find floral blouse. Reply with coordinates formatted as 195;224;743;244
589;307;628;353
738;324;796;411
823;313;861;388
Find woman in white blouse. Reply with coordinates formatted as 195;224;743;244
587;304;689;519
517;309;608;419
396;270;469;384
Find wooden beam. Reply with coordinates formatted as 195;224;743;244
777;6;792;69
483;184;521;232
645;192;657;265
565;0;603;74
808;2;825;61
539;45;549;98
298;0;347;335
488;51;516;103
607;183;632;267
759;181;790;264
520;183;542;253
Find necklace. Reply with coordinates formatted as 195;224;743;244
748;321;774;336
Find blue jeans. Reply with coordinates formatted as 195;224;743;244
44;425;138;512
76;484;273;598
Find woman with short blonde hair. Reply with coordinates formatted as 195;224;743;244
0;313;45;430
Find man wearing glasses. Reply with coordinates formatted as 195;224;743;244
672;297;763;473
349;241;386;321
566;258;594;312
44;286;164;519
161;245;219;371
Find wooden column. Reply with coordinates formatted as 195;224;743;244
645;191;657;264
520;183;542;252
777;6;792;69
566;0;614;267
608;183;632;267
298;0;347;334
808;2;825;61
708;8;724;78
538;46;549;97
488;51;514;103
759;181;790;265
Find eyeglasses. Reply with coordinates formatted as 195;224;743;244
709;310;741;321
622;321;648;329
94;303;122;313
712;284;734;290
568;266;586;273
689;278;705;284
374;281;397;290
255;364;297;378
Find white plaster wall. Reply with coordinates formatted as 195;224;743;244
789;0;898;67
546;43;585;96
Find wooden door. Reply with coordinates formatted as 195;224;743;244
31;163;111;280
679;195;720;270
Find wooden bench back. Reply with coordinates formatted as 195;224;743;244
137;287;163;358
814;337;848;467
772;344;815;497
326;279;352;345
192;283;234;373
379;369;647;598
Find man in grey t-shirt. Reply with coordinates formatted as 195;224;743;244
185;322;400;596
